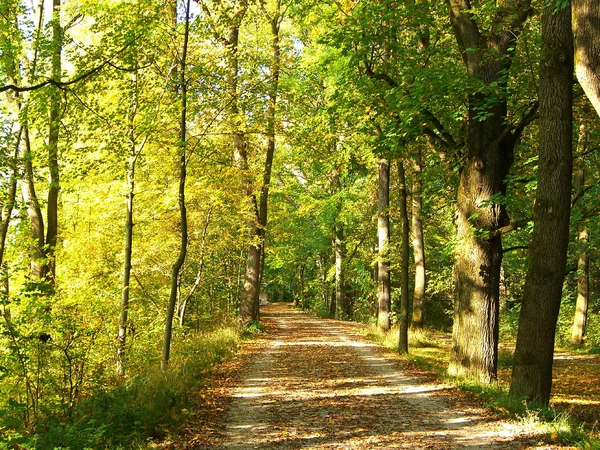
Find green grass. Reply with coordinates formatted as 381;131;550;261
1;327;242;450
362;325;600;449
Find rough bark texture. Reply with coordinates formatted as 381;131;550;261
447;0;532;383
411;147;426;328
573;0;600;117
398;160;410;354
509;3;573;405
377;157;391;332
162;0;191;369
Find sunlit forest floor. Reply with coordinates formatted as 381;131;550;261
161;303;587;449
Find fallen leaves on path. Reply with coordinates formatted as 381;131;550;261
166;304;580;449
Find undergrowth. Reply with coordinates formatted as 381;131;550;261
364;325;600;449
1;327;241;450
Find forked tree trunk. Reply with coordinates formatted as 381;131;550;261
162;0;191;370
447;0;532;383
411;146;426;328
398;160;410;354
510;2;573;406
377;157;391;332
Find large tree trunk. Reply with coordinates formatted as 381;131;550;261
411;146;426;328
447;0;532;383
573;0;600;117
377;157;391;332
398;159;410;354
162;0;191;370
509;3;573;406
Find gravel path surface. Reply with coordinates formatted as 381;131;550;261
211;303;566;449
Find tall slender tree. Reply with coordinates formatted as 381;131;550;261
162;0;191;370
377;156;391;332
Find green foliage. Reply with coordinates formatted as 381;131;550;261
1;328;240;449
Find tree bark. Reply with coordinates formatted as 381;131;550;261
116;127;136;377
571;127;589;346
162;0;191;370
398;159;410;354
509;3;573;406
256;1;282;312
411;146;426;328
377;157;391;332
21;128;46;280
571;226;589;345
334;222;345;320
447;0;532;383
221;4;259;326
46;0;62;284
573;0;600;117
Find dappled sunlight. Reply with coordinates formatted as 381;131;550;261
217;304;555;449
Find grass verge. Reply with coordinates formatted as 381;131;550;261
363;325;600;449
2;327;242;450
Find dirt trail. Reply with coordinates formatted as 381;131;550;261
211;304;565;449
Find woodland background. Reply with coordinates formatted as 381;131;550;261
1;0;599;448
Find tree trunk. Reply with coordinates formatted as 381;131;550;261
222;6;259;326
571;226;589;345
46;0;62;284
257;2;282;309
509;3;573;406
21;128;46;280
0;128;21;269
179;207;212;327
571;129;589;346
398;159;410;354
116;132;136;377
573;0;600;117
411;146;426;328
334;223;345;320
162;0;191;370
447;0;532;383
377;157;391;332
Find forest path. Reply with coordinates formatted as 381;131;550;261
187;304;569;449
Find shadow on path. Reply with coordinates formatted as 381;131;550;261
217;304;560;449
